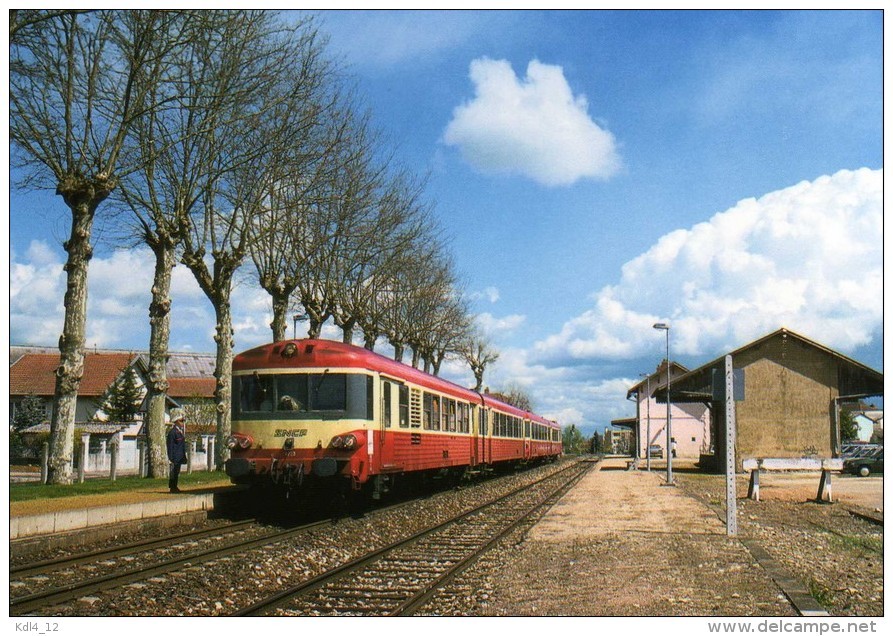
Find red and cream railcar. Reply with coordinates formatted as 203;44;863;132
224;339;561;496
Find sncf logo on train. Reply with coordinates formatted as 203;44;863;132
274;429;308;438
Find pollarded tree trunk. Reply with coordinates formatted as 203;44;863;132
339;318;356;345
472;367;484;392
145;237;176;478
48;177;111;484
363;329;378;350
270;288;290;342
303;300;328;340
212;297;235;470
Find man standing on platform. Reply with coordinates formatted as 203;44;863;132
166;409;187;493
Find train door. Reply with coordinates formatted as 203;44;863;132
470;404;478;467
481;408;490;465
524;419;531;460
380;379;396;467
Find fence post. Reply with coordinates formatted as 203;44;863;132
78;433;89;483
110;440;118;481
206;436;215;471
41;442;49;484
138;440;147;478
188;439;196;474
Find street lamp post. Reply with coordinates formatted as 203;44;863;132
293;313;307;340
653;322;673;485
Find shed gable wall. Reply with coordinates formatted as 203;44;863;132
735;336;836;461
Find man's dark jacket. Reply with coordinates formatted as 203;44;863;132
167;424;186;464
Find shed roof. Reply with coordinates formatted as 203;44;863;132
654;328;883;403
21;422;134;435
610;417;638;428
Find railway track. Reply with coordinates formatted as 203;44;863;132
9;517;332;615
235;460;592;616
11;519;259;578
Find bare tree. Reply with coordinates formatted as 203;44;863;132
489;383;534;412
10;10;185;483
178;12;326;469
117;10;288;477
331;166;431;346
249;102;368;343
462;333;500;392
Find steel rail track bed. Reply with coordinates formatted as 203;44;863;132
234;461;592;617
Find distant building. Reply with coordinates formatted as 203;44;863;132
9;350;143;423
9;346;216;426
850;410;883;443
619;360;711;460
661;328;883;472
11;346;219;473
604;427;633;455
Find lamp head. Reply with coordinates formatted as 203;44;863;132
653;322;670;331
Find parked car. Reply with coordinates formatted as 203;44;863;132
844;448;883;477
648;444;663;458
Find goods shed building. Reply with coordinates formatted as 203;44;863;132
655;328;883;472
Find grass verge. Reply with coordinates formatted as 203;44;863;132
10;472;233;503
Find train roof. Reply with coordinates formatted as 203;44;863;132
233;339;558;429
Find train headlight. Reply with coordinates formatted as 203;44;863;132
329;432;362;450
226;433;253;450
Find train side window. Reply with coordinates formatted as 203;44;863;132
399;385;410;428
480;410;488;436
524;420;530;438
443;398;456;432
459;403;469;434
432;395;441;431
425;393;440;431
383;381;392;428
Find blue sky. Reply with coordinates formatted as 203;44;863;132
7;9;884;436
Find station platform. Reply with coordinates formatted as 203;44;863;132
9;483;239;542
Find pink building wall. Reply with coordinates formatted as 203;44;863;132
635;362;711;459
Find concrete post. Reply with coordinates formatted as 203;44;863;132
207;437;215;471
188;439;196;474
138;440;147;478
725;355;738;537
79;433;90;483
110;440;118;481
41;442;49;484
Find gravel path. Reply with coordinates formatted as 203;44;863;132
475;458;882;617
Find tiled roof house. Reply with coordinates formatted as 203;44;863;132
10;348;217;427
10;351;142;423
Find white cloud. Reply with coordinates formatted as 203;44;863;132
475;312;526;337
443;58;621;186
8;243;286;354
10;240;67;345
535;168;883;364
468;286;500;303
